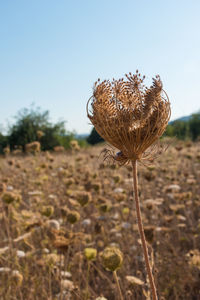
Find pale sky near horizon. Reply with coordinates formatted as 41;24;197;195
0;0;200;134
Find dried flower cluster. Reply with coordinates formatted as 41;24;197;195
101;247;123;272
87;71;171;164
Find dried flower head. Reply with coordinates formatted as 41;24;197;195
87;71;171;164
84;247;97;261
100;247;123;272
36;130;44;139
67;210;80;224
2;192;22;205
74;191;92;207
41;205;54;218
70;140;80;151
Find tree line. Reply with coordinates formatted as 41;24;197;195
164;112;200;141
1;108;199;153
0;107;86;154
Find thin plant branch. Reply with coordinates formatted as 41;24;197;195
113;270;124;300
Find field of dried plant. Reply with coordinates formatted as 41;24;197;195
0;140;200;300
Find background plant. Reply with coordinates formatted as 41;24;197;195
0;106;87;154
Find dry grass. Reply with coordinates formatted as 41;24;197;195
0;140;200;299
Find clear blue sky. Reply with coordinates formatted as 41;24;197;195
0;0;200;134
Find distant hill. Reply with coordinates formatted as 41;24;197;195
169;115;191;124
75;133;89;139
166;111;200;141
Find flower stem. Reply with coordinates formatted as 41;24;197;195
132;160;158;300
113;271;123;300
85;261;90;300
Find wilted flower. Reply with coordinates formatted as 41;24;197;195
36;130;44;139
100;247;123;272
87;71;171;164
70;140;80;151
74;191;91;207
41;205;54;217
2;192;22;205
84;248;97;261
67;210;80;224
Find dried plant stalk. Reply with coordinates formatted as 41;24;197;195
113;271;123;300
87;71;171;300
132;159;157;300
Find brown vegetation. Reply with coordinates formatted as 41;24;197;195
25;141;41;154
54;146;65;152
0;141;199;299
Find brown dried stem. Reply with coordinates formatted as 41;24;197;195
132;159;157;300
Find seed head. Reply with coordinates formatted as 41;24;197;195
70;140;80;151
67;210;80;224
87;72;171;164
84;247;97;261
100;247;123;272
37;130;44;139
74;191;92;207
2;192;22;205
41;205;54;217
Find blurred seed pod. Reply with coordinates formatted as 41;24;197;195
84;248;97;261
100;247;123;272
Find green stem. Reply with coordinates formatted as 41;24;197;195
113;271;123;300
85;261;90;300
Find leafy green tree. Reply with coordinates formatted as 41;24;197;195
87;127;104;145
0;133;9;154
164;124;175;137
172;121;189;140
40;124;74;151
8;106;73;151
164;111;200;141
188;112;200;141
